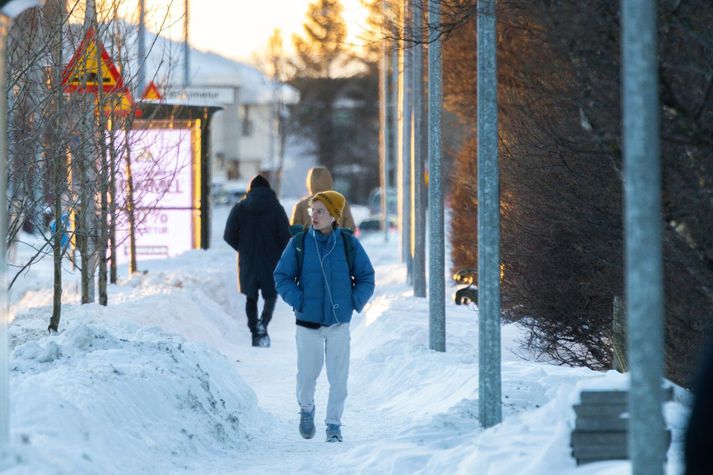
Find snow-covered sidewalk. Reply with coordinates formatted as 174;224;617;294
2;209;689;474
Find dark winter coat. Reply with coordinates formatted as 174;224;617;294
223;187;291;299
273;227;375;326
685;340;713;475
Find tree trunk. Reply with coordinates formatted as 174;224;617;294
108;117;118;284
78;139;91;303
95;29;108;306
47;0;65;332
124;130;138;274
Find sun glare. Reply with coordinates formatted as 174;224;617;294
95;0;370;65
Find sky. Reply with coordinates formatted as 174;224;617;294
134;0;371;65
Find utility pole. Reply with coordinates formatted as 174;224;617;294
477;0;502;428
183;0;190;87
137;0;145;95
621;1;665;473
379;0;389;242
0;8;10;454
411;0;426;297
400;0;412;280
389;8;399;243
0;0;48;451
427;0;445;352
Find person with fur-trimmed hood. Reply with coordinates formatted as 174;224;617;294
274;190;375;443
290;166;356;231
224;175;290;347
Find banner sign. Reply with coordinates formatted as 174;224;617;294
161;86;235;106
113;127;200;265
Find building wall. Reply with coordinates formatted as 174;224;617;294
209;99;278;182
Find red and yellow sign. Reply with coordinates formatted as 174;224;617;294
62;28;125;94
102;91;142;118
141;81;162;101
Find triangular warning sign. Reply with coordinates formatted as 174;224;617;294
141;81;162;101
101;90;143;118
62;28;124;94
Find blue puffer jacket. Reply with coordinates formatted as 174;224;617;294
273;227;375;326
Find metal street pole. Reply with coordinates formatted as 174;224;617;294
379;0;389;243
621;1;665;473
0;11;9;452
401;0;412;280
427;0;445;352
477;0;502;428
389;19;398;243
387;16;399;244
0;0;47;451
183;0;190;87
412;0;426;298
137;0;145;95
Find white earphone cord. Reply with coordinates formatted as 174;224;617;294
312;228;341;324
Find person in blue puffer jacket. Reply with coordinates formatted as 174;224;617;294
274;190;375;443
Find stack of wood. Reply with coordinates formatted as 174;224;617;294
571;388;672;465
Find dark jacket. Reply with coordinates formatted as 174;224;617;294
224;187;290;298
273;227;375;326
686;341;713;475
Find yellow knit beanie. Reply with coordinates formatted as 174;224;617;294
310;191;346;219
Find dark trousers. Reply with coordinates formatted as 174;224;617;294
246;295;276;335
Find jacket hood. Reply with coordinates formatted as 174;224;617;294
248;174;271;191
306;167;333;195
242;187;277;214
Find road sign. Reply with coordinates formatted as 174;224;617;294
162;86;235;106
62;27;125;93
141;81;162;101
102;91;142;118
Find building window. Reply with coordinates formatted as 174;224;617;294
242;105;254;137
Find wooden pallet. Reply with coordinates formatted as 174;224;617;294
570;388;672;465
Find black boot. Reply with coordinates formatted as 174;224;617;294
261;297;276;328
246;297;260;346
254;297;275;348
251;332;262;347
255;321;270;348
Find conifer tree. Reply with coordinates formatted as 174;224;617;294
292;0;348;79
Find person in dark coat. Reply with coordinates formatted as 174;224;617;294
224;175;290;347
685;340;713;474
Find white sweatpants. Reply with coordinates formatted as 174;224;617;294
296;323;351;426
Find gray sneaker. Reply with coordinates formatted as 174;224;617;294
299;408;316;439
325;424;342;442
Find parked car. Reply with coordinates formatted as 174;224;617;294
355;214;398;237
211;180;247;206
367;187;398;216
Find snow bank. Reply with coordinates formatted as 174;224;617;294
2;219;690;474
4;253;264;475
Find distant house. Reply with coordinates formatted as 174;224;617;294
135;30;298;186
176;50;298;183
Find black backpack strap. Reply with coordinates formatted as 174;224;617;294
294;231;307;282
340;232;356;276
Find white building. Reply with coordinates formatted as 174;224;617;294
179;49;298;183
138;31;298;186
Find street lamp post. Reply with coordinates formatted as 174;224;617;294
477;0;502;428
621;1;665;473
0;0;47;452
401;0;412;279
412;0;426;298
427;0;445;352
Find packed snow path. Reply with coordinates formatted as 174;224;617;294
4;205;688;474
